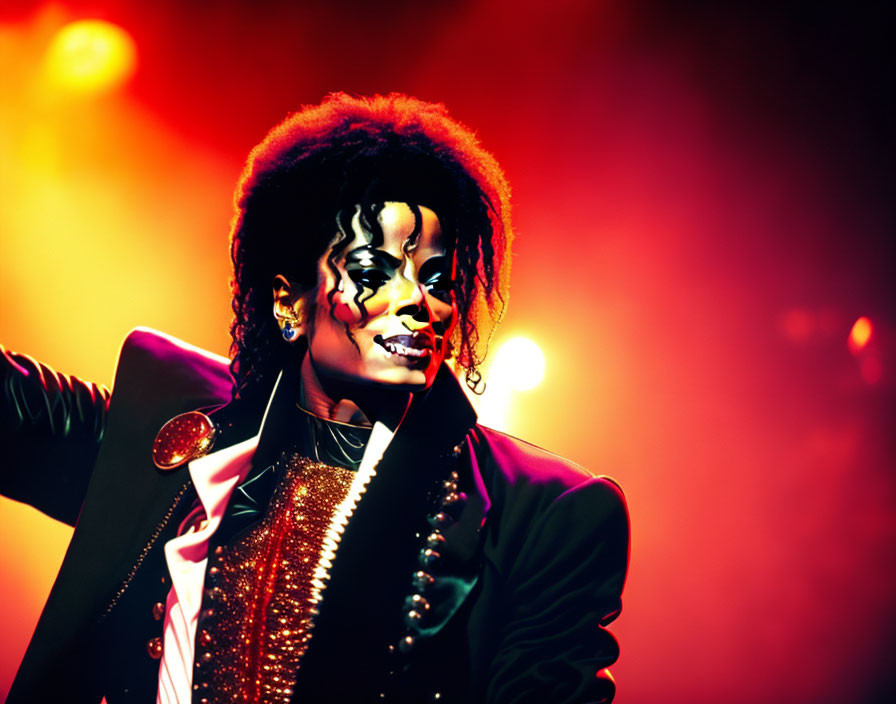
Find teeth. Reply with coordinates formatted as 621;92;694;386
383;341;428;358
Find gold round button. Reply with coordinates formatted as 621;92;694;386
146;636;163;659
152;411;216;470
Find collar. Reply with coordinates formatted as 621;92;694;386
244;362;478;473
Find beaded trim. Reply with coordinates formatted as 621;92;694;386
390;443;467;658
101;481;192;618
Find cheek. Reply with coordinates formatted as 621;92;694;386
428;295;458;332
330;288;391;325
331;298;360;325
318;264;390;326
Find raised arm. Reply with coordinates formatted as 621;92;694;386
0;344;110;525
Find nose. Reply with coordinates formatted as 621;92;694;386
394;283;431;325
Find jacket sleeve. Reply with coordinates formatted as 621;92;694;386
485;477;630;704
0;344;111;525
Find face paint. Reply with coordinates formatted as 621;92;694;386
306;201;458;390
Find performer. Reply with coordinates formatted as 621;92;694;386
1;93;629;703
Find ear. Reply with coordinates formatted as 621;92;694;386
272;274;308;342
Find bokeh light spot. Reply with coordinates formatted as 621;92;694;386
849;316;873;352
492;337;546;391
43;20;137;95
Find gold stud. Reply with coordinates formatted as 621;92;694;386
146;636;163;659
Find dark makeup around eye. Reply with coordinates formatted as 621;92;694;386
417;255;454;301
417;255;451;284
344;247;452;289
344;247;400;292
344;247;401;270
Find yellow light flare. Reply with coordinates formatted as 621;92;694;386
467;336;548;430
43;19;137;95
492;336;546;391
849;316;873;351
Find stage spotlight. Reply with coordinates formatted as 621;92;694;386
849;316;873;353
44;20;137;95
492;337;546;391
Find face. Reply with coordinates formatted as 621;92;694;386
304;201;457;390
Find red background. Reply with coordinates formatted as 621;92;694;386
1;1;893;702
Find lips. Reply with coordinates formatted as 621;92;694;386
374;334;434;359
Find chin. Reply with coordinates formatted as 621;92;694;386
359;363;437;390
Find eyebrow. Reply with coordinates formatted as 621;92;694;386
344;246;402;269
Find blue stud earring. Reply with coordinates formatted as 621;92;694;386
282;321;298;341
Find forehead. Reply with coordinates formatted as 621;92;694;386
341;202;445;260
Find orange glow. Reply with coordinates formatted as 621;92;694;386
43;20;137;95
849;316;873;351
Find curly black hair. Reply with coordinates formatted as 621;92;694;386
229;92;512;404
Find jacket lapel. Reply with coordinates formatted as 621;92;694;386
291;365;491;696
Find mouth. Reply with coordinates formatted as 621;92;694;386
374;334;434;363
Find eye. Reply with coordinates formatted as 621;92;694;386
348;268;390;291
424;271;454;302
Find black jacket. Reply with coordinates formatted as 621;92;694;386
1;328;629;703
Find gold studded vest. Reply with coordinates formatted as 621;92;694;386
190;410;373;704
